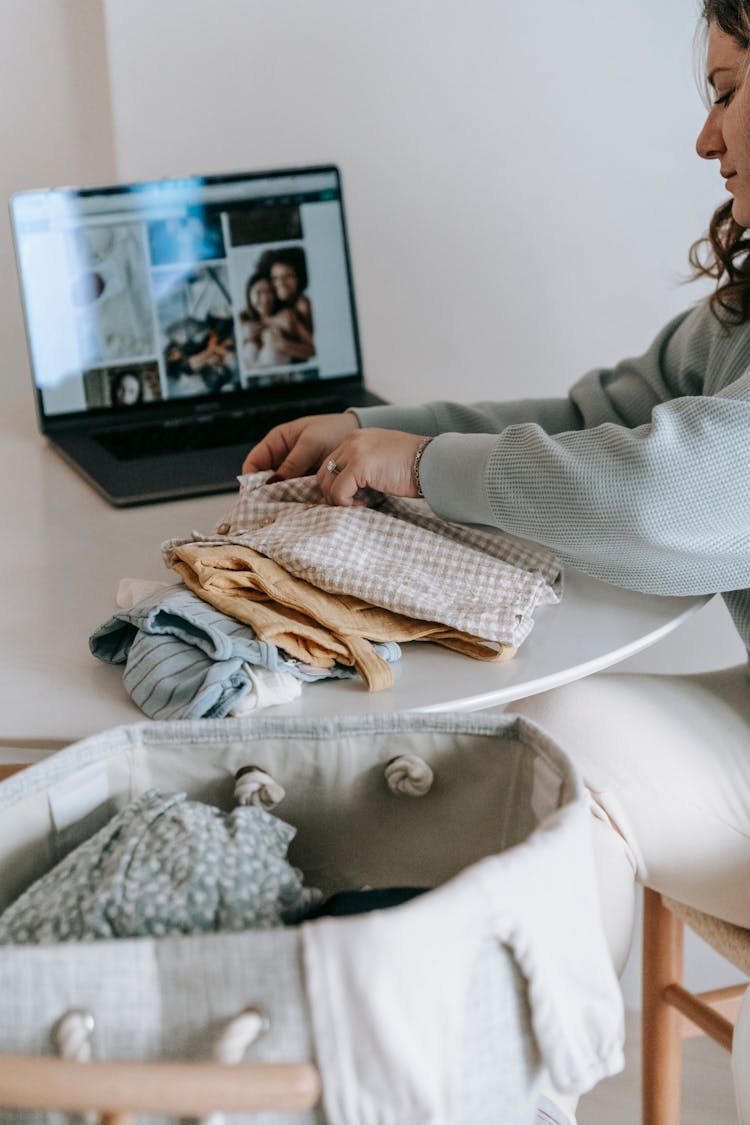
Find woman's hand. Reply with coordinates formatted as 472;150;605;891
316;428;426;506
242;412;360;477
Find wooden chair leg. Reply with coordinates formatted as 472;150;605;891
642;887;684;1125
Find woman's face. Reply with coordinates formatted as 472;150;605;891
249;278;275;316
697;24;750;227
115;372;141;405
270;262;299;302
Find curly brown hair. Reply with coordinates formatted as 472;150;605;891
690;0;750;321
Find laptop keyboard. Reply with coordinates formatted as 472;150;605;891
93;397;350;462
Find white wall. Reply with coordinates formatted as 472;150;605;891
0;0;115;418
103;0;719;402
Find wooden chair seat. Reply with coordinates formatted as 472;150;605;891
663;897;750;977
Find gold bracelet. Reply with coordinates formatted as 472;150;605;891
413;437;432;498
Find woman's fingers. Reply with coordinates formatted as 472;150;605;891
315;429;425;505
242;424;297;474
242;411;359;477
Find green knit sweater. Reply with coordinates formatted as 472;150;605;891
356;300;750;655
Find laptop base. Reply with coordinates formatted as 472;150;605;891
52;387;387;506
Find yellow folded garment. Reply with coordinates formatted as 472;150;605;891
168;542;512;692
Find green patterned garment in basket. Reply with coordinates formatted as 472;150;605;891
0;789;321;944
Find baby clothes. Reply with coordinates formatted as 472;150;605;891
164;472;562;650
168;541;511;691
89;583;401;716
0;789;321;944
231;665;303;714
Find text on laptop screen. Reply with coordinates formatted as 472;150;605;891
11;168;362;417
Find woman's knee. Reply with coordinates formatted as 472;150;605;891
509;670;750;927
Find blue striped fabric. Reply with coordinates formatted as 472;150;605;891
89;584;401;719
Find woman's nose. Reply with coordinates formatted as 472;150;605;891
696;110;726;160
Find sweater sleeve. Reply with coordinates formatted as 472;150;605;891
352;396;584;437
354;309;698;438
368;304;750;597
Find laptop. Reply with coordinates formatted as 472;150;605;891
10;164;386;506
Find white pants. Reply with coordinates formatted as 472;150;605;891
508;665;750;1122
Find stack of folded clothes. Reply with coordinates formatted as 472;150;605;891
162;472;562;684
91;472;562;715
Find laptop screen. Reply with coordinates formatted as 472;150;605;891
11;165;363;419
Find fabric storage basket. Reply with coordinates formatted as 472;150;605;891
0;712;623;1125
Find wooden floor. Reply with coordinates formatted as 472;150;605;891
577;1011;737;1125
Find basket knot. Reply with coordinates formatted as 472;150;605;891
385;754;434;797
234;766;285;809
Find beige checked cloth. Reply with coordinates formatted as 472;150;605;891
163;472;562;650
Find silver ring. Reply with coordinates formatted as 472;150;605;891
326;458;342;476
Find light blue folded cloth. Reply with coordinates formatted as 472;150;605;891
0;789;321;944
89;584;401;720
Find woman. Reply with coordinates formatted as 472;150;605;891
241;273;291;367
269;252;314;335
242;270;315;368
243;3;750;1121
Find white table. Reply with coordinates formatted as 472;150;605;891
0;393;708;749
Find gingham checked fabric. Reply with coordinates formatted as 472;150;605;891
163;473;561;650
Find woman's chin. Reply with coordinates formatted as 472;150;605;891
730;197;750;229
